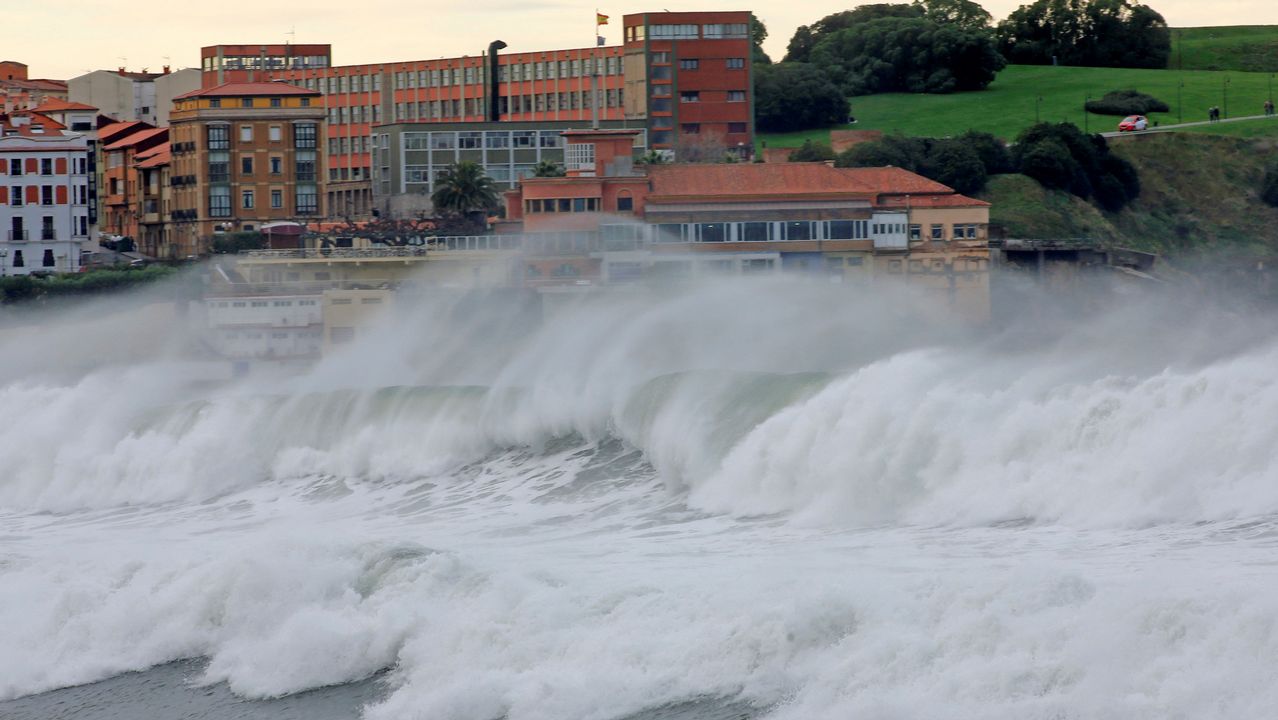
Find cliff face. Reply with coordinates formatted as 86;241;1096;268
984;133;1278;258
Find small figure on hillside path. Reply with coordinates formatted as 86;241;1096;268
1208;106;1220;122
1265;100;1275;117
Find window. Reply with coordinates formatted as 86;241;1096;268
679;59;699;70
930;224;944;240
727;122;748;134
727;90;746;102
650;24;699;39
700;223;727;242
616;194;633;211
269;126;282;142
209;98;221;108
269;157;282;174
8;159;20;175
296;189;318;214
726;58;745;69
271;189;282;208
241;190;254;209
300;97;310;107
209;192;231;217
703;23;749;38
269;97;281;107
240;98;253;108
10;186;21;206
42;249;55;267
40;159;53;175
740;222;769;242
240;125;253;142
41;186;53;205
681;123;700;134
241;157;253;175
294;124;317;148
565;142;596;172
909;224;922;240
11;250;23;267
208;125;229;150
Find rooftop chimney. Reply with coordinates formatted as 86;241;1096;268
163;65;171;75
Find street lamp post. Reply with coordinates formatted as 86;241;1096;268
1224;76;1230;119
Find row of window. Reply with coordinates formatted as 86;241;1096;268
205;55;329;72
6;215;86;241
627;22;750;41
207;96;311;109
649;56;748;71
208;190;317;216
2;185;79;206
212;298;320;308
207;124;316;150
4;158;87;176
599;220;873;244
908;223;983;241
4;249;61;268
524;197;603;213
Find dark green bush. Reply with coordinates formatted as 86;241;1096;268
1084;89;1170;116
1013;122;1140;211
788;139;837;162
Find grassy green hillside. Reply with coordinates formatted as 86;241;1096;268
981;133;1278;257
1172;26;1278;72
759;65;1278;146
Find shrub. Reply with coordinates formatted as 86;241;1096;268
211;232;266;254
754;62;848;132
1013;122;1140;211
788;139;836;162
835;133;994;194
1084;89;1170;116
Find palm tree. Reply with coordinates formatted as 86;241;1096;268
430;161;499;223
532;159;566;177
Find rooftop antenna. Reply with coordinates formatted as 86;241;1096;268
286;26;296;45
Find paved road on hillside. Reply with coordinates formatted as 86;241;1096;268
1099;113;1278;137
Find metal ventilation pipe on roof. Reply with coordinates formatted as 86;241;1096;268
488;40;506;122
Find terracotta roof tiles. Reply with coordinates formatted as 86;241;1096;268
644;163;955;202
103;126;167;151
30;98;97;113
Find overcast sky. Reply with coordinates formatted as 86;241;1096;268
8;1;1278;80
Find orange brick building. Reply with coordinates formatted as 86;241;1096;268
198;10;755;219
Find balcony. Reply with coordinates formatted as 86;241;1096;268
41;229;56;241
7;229;28;241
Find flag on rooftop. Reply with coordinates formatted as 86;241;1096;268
596;13;609;25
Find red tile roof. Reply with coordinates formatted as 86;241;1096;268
97;120;150;144
645;163;956;202
135;144;171;169
103;126;167;151
174;81;319;99
878;193;990;208
30;98;97;113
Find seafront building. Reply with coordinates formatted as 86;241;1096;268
168;82;327;256
199;10;755;218
0;111;95;275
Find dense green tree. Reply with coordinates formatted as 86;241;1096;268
532;159;566;177
834;134;928;170
788;139;836;162
1013;122;1140;210
956;130;1014;174
997;0;1170;69
784;4;922;62
835;134;993;193
753;62;848;132
914;0;993;32
751;17;772;64
810;17;1006;95
920;139;988;194
430;161;499;224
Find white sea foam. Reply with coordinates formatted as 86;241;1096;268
3;276;1278;718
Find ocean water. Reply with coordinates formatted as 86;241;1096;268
3;277;1278;719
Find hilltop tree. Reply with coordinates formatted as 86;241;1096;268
914;0;993;32
810;16;1005;95
751;17;773;64
753;62;848;132
784;4;923;62
997;0;1170;69
788;139;836;162
834;134;992;194
1012;122;1140;210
